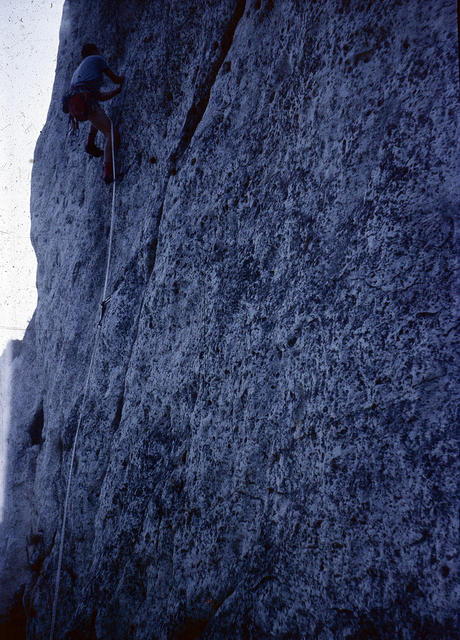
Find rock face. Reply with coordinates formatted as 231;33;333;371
1;0;458;638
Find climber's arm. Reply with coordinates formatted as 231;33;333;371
97;86;122;101
103;68;125;85
97;67;124;101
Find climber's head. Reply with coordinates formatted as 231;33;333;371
81;43;99;59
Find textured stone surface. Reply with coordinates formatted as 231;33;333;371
1;0;458;638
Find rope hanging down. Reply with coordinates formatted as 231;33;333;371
49;120;118;640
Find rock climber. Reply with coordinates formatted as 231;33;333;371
63;43;124;184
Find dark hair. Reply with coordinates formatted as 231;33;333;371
81;43;99;58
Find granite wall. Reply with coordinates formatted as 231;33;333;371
0;0;458;638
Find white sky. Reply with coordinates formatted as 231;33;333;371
0;0;64;355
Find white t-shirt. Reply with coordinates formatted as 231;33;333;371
71;55;108;92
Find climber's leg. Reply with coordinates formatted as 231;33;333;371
87;106;113;163
87;124;98;145
85;124;103;157
87;105;120;181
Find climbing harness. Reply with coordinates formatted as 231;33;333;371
49;120;117;640
62;86;97;132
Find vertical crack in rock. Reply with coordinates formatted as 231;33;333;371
113;296;144;427
170;0;246;170
101;197;167;443
111;394;125;432
144;195;167;281
28;403;44;446
110;0;246;298
115;0;247;413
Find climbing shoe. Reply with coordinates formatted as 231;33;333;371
85;142;104;157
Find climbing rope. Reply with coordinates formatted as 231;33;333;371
49;119;117;640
